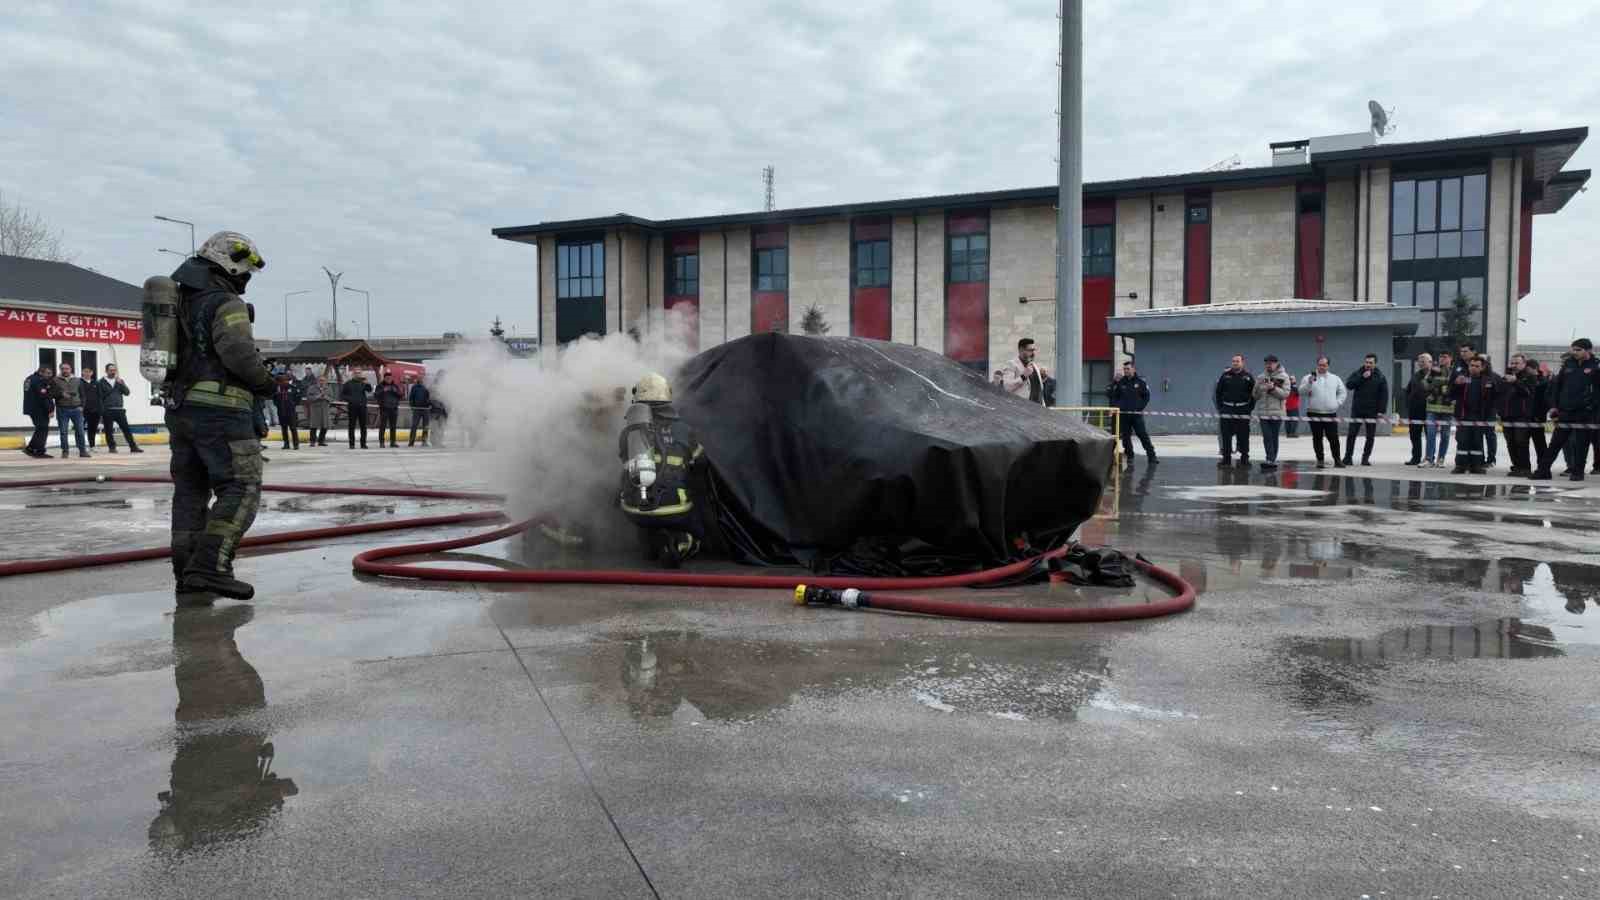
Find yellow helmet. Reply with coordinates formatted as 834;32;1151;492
632;372;671;403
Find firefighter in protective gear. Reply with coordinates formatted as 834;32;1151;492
166;231;275;604
619;373;706;567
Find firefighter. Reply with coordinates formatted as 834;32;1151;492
618;373;705;567
166;232;274;604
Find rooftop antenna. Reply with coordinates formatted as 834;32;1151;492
1369;100;1396;138
490;316;505;339
1204;154;1242;172
762;165;775;211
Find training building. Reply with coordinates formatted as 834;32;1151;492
1;255;159;432
492;126;1588;400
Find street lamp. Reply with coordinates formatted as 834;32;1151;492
156;248;187;259
344;286;371;340
283;290;310;341
153;215;196;254
322;267;342;339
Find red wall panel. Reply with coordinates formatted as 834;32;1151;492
1083;276;1113;360
753;293;788;333
1296;211;1323;298
944;282;988;365
1084;198;1115;226
852;286;891;340
1519;199;1533;299
1184;220;1210;305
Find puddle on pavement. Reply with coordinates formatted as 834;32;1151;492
553;631;1120;725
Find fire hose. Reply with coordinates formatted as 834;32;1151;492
0;475;1195;622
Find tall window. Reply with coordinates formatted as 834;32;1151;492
557;240;604;298
948;233;988;283
755;247;788;291
1390;172;1488;338
855;238;890;287
1083;224;1113;277
669;251;698;295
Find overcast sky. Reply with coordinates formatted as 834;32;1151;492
2;0;1596;344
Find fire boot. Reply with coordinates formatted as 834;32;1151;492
171;533;216;609
178;535;255;601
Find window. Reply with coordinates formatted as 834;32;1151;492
669;252;698;295
755;247;788;292
1391;173;1486;262
1083;224;1113;278
855;239;890;288
1186;204;1209;224
557;240;604;299
948;233;988;283
1389;276;1486;339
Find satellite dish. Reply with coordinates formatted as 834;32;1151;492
1369;100;1394;137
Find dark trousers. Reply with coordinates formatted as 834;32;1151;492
278;406;299;449
1408;413;1425;462
409;409;431;446
166;405;262;581
1506;420;1533;471
348;407;368;447
1344;421;1377;463
101;410;137;449
85;411;101;447
1531;422;1548;465
1456;423;1487;468
378;407;399;445
1261;419;1281;463
27;412;50;453
1541;414;1592;474
1218;415;1250;459
1486;426;1498;464
1308;412;1339;462
1285;409;1300;437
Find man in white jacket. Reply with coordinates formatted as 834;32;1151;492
995;337;1049;406
1299;355;1349;469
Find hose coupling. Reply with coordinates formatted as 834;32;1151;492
794;585;867;609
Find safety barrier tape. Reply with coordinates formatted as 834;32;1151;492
1107;410;1600;430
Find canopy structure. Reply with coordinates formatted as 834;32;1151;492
268;339;395;369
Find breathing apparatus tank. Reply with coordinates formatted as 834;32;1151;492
621;402;657;503
140;275;182;407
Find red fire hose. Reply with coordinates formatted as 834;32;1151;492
0;476;1195;622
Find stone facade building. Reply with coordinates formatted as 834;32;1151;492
493;127;1588;401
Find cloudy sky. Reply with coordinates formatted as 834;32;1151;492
2;0;1596;344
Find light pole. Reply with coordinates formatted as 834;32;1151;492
154;215;196;254
157;248;187;259
283;290;310;341
343;287;371;340
322;267;342;339
1054;0;1083;406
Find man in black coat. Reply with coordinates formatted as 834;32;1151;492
1214;354;1255;467
1533;339;1600;481
374;371;404;448
80;365;102;448
339;373;373;449
1452;356;1497;475
1343;353;1389;466
94;364;140;452
1105;360;1157;465
21;363;54;458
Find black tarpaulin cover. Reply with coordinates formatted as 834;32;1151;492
675;334;1115;571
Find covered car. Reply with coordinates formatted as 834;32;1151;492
675;334;1114;574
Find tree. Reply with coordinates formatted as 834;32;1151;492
800;304;831;336
314;319;342;340
0;191;72;261
1440;291;1479;351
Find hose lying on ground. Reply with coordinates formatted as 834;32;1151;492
0;476;1195;622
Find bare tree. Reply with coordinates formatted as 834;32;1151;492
314;319;342;340
0;191;72;261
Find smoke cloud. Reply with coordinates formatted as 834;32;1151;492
431;309;697;546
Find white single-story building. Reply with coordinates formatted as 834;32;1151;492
1;255;160;432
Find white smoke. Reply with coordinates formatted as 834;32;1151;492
431;308;698;540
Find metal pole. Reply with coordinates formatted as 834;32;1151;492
1054;0;1083;407
283;290;309;341
323;267;342;339
345;287;372;340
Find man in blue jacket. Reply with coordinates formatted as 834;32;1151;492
1105;359;1157;465
21;363;55;458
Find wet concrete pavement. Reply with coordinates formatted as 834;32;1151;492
1;445;1598;898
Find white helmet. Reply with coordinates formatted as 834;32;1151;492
197;231;266;276
632;373;671;403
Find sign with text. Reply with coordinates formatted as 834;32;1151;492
0;306;142;344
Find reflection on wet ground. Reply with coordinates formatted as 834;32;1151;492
149;605;298;854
